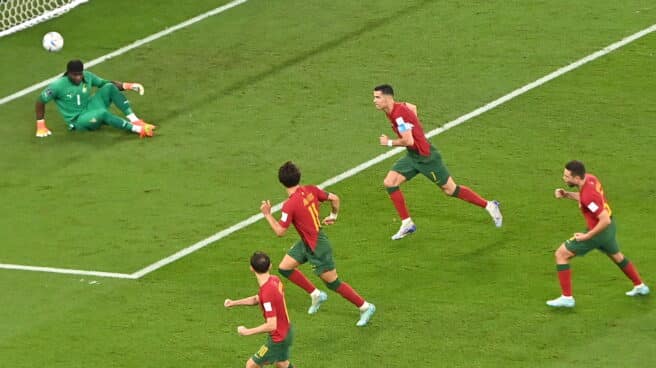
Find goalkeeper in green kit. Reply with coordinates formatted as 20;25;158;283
35;59;155;138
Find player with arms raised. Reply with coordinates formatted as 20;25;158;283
547;160;649;308
224;251;296;368
35;59;155;138
373;84;503;240
260;161;376;327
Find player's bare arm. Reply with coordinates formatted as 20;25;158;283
34;100;52;137
574;210;611;241
35;100;46;120
260;200;287;236
224;295;259;308
403;102;418;116
322;193;340;225
554;188;580;201
237;316;277;336
380;130;414;147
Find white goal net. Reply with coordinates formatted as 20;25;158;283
0;0;89;38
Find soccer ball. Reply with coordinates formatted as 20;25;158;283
42;32;64;52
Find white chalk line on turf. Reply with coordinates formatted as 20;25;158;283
0;0;249;106
2;22;654;279
0;0;249;279
129;23;656;279
0;263;135;279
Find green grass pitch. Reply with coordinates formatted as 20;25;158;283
1;0;654;366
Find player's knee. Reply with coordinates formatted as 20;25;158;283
245;358;259;368
383;177;396;188
443;184;458;196
555;245;569;260
101;83;118;92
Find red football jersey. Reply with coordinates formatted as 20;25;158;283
386;102;432;156
279;185;329;250
258;275;291;343
578;174;612;230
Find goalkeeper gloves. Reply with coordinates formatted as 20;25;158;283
36;119;52;137
122;82;145;95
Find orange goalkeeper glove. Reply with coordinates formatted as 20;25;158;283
36;119;52;137
122;82;144;95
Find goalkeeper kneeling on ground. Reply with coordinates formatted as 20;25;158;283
35;59;156;138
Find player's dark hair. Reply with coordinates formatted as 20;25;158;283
250;251;271;274
374;84;394;96
565;160;586;178
65;59;84;74
278;161;301;188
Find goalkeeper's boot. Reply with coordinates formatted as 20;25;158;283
391;221;416;240
546;295;575;308
625;283;650;296
486;200;503;227
356;303;376;327
308;291;328;315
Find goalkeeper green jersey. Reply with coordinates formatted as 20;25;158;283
39;71;110;123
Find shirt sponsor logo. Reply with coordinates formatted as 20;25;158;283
263;302;272;312
281;212;288;222
587;202;599;213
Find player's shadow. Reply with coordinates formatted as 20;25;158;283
153;0;432;123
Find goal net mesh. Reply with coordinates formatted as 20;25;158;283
0;0;88;38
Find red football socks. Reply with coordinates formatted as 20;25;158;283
456;185;487;208
336;282;366;308
557;268;572;297
621;261;643;286
389;189;410;220
288;269;317;294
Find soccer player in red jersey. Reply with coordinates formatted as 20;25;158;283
547;160;649;308
260;161;376;327
224;251;296;368
373;84;503;240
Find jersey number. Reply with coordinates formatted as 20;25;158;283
76;94;81;106
306;202;320;231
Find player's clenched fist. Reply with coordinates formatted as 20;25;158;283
554;188;566;198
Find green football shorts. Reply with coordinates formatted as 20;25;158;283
70;84;120;130
391;147;451;186
565;220;620;256
287;230;336;275
252;327;293;365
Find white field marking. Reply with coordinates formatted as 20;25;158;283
3;24;654;279
0;0;250;279
130;24;656;279
0;263;135;279
0;0;249;106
